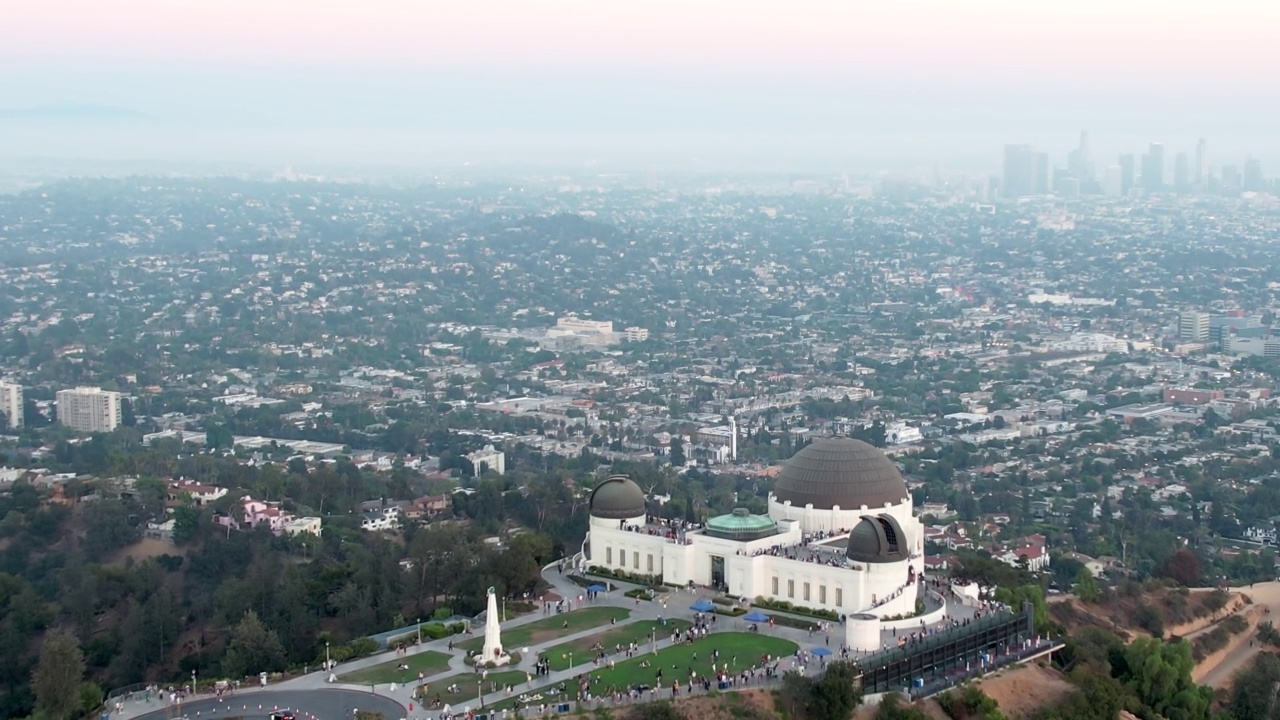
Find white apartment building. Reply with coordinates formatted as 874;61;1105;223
55;387;123;433
0;382;22;429
466;444;506;476
624;326;649;342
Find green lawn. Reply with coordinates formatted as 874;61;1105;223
456;607;631;652
589;632;797;693
538;619;693;671
338;650;452;684
416;670;530;710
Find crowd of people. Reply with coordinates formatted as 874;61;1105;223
617;516;701;544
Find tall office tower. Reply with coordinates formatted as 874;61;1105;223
1195;138;1209;185
1174;153;1190;193
1222;165;1242;193
1178;311;1211;342
1068;131;1093;181
1035;153;1050;194
1104;165;1124;197
55;386;123;433
1002;144;1037;197
0;382;22;429
1243;158;1265;192
1119;154;1136;195
1141;143;1165;192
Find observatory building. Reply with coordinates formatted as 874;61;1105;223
581;438;922;619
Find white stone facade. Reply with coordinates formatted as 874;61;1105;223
585;497;922;619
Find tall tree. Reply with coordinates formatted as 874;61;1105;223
32;630;85;720
221;610;286;679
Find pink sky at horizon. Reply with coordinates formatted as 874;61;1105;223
6;0;1278;79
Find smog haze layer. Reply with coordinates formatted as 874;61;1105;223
3;0;1278;170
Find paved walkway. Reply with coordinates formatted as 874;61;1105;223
109;561;943;720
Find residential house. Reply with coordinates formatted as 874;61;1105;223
358;498;403;532
215;495;293;536
283;516;323;537
167;479;228;507
404;494;451;520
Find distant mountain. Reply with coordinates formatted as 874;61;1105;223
0;103;150;121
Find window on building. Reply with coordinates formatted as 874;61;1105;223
648;554;654;572
803;583;811;601
772;577;779;595
835;588;843;606
819;585;827;604
787;580;795;598
634;553;640;570
606;547;612;564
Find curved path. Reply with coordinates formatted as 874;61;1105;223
129;689;404;720
1195;581;1280;688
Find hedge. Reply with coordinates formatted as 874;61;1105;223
751;597;840;621
388;622;467;649
587;566;662;586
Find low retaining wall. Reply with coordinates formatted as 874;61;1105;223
881;601;948;631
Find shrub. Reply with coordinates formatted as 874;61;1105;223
1133;604;1164;638
938;685;1007;720
752;597;839;621
876;692;930;720
587;566;662;586
625;588;655;601
714;607;747;617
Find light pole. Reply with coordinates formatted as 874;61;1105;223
417;619;422;646
191;669;197;695
478;678;484;709
326;641;331;671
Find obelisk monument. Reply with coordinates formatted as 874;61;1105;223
482;587;509;666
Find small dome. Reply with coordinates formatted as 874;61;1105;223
705;508;778;542
589;475;646;519
773;437;908;510
846;515;908;564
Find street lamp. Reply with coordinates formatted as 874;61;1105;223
417;619;422;646
478;678;484;709
191;669;197;695
326;641;331;671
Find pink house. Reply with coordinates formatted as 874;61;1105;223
215;495;294;536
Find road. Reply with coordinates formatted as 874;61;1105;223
125;689;405;720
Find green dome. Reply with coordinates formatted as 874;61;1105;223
705;508;778;542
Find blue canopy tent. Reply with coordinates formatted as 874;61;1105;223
586;584;607;593
691;599;716;613
811;647;833;657
744;611;770;623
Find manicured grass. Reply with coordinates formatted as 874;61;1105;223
456;607;631;652
588;632;797;692
338;650;452;684
416;670;530;710
538;619;694;671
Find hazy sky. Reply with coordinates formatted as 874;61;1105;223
3;0;1278;168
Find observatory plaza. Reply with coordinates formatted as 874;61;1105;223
582;437;933;650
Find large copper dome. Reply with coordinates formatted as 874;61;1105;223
772;438;908;510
